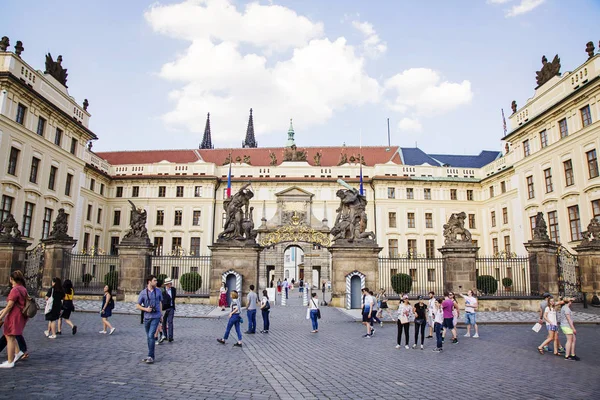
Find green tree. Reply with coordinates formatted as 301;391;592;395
391;273;413;295
180;272;202;293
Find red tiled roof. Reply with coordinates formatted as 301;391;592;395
97;146;401;167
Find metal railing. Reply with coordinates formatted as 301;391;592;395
149;255;211;297
378;257;444;298
63;251;120;295
475;255;530;296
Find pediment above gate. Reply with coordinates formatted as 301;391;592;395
275;186;314;199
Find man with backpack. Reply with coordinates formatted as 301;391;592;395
160;277;177;343
136;275;163;364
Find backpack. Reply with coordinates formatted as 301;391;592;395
22;291;39;319
108;297;115;310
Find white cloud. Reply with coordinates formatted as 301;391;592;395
506;0;545;17
397;118;422;132
487;0;512;4
351;20;387;57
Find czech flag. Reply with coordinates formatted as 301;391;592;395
226;160;232;198
359;161;364;196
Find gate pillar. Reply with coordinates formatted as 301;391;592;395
117;243;153;302
209;244;261;306
524;239;559;296
575;220;600;303
41;239;76;292
0;239;30;293
439;243;478;294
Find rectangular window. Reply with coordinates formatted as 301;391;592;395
564;160;574;186
539;130;548;149
387;187;395;199
526;176;534;199
581;105;592;127
388;239;398;257
500;181;506;193
48;166;57;190
65;173;73;196
83;233;90;252
192;210;201;226
154;237;164;256
70;138;77;155
7;147;20;175
425;213;433;229
568;205;583;241
94;235;100;251
407;213;415;228
42;208;53;239
176;186;184;197
156;210;164;226
489;186;494;198
90;178;95;192
388;212;397;228
491;211;496;227
544;168;553;193
110;237;119;256
587;149;599;179
194;186;202;197
158;186;166;197
174;210;182;226
530;215;537;240
468;214;476;229
86;204;92;221
100;183;105;196
132;186;139;197
54;128;62;146
407;239;417;258
424;188;431;200
97;208;103;224
523;139;530;157
29;157;40;183
492;238;499;255
116;186;123;198
16;103;26;124
406;188;414;200
425;239;435;259
548;211;560;243
20;202;33;237
190;237;201;256
450;189;457;200
467;189;474;201
593;199;600;221
559;118;568;138
171;266;180;280
171;237;182;252
113;210;121;226
36;117;46;136
504;236;511;255
502;207;508;224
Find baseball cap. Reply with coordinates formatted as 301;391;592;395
542;292;553;298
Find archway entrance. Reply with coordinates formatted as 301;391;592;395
284;245;304;283
221;269;242;306
346;271;365;309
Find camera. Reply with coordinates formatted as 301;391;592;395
148;305;156;313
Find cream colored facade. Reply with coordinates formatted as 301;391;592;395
1;46;599;260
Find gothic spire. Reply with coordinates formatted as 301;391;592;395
199;113;213;149
286;118;295;147
242;108;257;148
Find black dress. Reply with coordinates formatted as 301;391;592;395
45;288;65;321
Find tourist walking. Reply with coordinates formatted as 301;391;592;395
396;295;412;349
413;296;427;349
362;288;374;338
432;297;444;353
309;292;319;333
299;279;304;295
283;279;290;299
136;275;163;363
450;292;459;330
260;289;270;333
560;297;579;361
245;285;258;334
44;277;64;339
161;277;176;343
277;279;282;295
217;290;243;347
0;271;29;368
537;297;559;355
460;290;479;338
369;290;382;327
377;289;394;322
100;285;116;335
426;291;436;338
442;292;458;344
57;279;77;335
219;283;228;311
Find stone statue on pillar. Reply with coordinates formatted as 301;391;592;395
0;214;24;242
442;212;472;245
331;182;376;244
122;200;150;245
47;208;72;241
532;212;550;242
217;182;257;244
580;218;600;247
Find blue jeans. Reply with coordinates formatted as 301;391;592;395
224;314;242;341
285;287;289;299
144;317;160;358
262;309;270;331
162;308;174;340
247;309;257;333
434;322;443;349
310;309;319;330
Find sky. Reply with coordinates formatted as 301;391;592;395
2;0;599;155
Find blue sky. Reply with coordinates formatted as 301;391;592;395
2;0;599;154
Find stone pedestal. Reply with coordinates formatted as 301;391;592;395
0;240;30;291
439;244;478;293
209;244;261;306
41;239;76;291
328;244;381;308
575;243;600;303
117;242;153;302
524;240;559;296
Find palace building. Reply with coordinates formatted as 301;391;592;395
1;37;599;286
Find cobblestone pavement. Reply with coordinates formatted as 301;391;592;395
1;295;599;399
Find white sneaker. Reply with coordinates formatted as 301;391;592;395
380;322;383;327
48;335;57;339
473;334;479;338
420;345;424;350
99;330;107;334
464;333;471;337
0;361;15;368
14;351;24;363
412;344;417;349
109;328;116;335
395;344;401;349
405;345;409;350
44;330;49;337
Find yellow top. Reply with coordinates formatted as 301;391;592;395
64;289;74;301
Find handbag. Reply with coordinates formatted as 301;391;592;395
311;299;321;319
44;288;54;315
399;315;409;324
532;322;542;333
306;308;311;320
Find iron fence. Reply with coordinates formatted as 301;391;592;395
63;251;120;295
475;255;530;296
378;257;444;298
149;255;211;297
23;243;44;296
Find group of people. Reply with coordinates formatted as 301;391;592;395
536;292;579;361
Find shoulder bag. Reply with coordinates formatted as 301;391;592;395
312;299;321;319
44;288;54;315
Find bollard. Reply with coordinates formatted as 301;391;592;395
281;290;287;306
303;285;309;306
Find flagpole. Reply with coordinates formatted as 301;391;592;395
359;130;364;196
226;151;232;198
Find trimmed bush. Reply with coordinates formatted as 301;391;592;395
82;273;94;287
157;274;168;287
391;273;412;295
104;271;119;291
501;277;513;288
180;272;202;293
477;275;498;295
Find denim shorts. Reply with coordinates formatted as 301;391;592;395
546;324;558;332
465;312;476;325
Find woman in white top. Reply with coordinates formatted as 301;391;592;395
260;289;270;334
537;297;559;355
308;293;319;333
396;295;413;349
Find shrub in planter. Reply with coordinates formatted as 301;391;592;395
157;274;168;287
82;273;94;288
501;277;513;289
477;275;498;295
104;271;119;291
180;272;202;293
391;273;412;295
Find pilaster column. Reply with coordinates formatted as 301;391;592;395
439;244;478;293
524;240;559;296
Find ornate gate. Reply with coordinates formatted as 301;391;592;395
557;246;582;301
24;243;45;296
